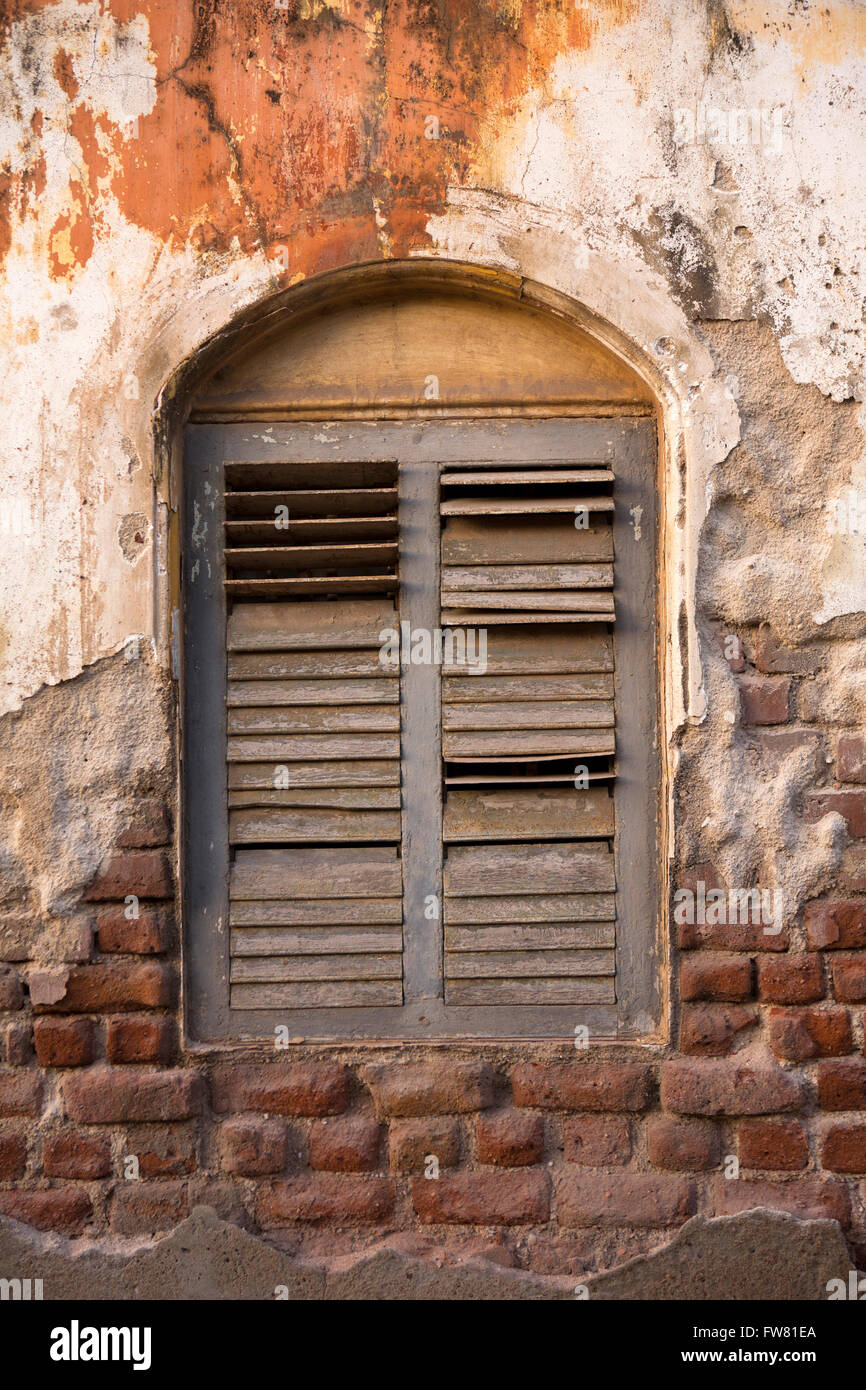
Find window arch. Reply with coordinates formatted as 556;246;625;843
182;268;661;1041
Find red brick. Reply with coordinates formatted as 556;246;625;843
0;1130;26;1179
769;1007;852;1060
712;1177;850;1226
33;962;175;1014
117;800;171;849
512;1063;654;1112
477;1110;544;1167
0;966;23;1010
309;1116;381;1172
106;1015;175;1064
220;1117;287;1176
805;791;866;838
738;1119;809;1171
647;1116;719;1171
412;1170;550;1225
753;627;821;675
806;900;866;950
679;921;789;952
830;956;866;1002
0;1188;92;1235
757;954;824;1003
388;1117;461;1174
127;1126;196;1178
63;1067;202;1123
821;1124;866;1174
211;1062;349;1117
679;1004;758;1055
839;846;866;893
96;905;173;955
85;851;173;901
817;1058;866;1110
0;1069;42;1117
562;1115;631;1166
33;1017;94;1067
739;675;790;725
362;1060;494;1117
680;954;753;1002
661;1059;804;1116
5;1022;32;1066
111;1181;188;1235
43;1132;111;1179
756;729;823;777
257;1176;395;1225
837;735;866;784
556;1172;695;1228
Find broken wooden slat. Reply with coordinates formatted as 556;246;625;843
229;807;402;843
231;847;402;900
442;610;613;626
443;842;615;896
443;787;614;842
441;625;613;675
441;496;614;516
225;488;399;518
225;517;398;545
224;542;399;570
442;516;613;565
226;575;398;598
225;460;397;490
227;600;396;651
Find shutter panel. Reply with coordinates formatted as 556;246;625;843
441;459;618;1007
222;459;404;1009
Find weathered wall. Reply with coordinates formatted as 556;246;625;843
2;0;866;1286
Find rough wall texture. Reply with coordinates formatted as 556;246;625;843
2;0;866;1288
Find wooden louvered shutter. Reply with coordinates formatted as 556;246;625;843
184;417;658;1040
439;436;642;1011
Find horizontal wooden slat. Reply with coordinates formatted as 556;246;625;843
442;610;613;626
442;625;613;674
445;923;615;950
443;788;614;842
230;898;403;926
444;896;616;923
441;590;615;613
443;701;614;731
442;674;613;702
444;771;614;786
446;949;614;978
442;564;612;591
229;807;402;843
227;600;396;651
230;954;402;982
231;847;402;900
438;458;614;471
444;978;615;1005
225;517;398;545
228;787;401;809
228;704;399;734
440;469;614;485
230;981;402;1008
225;460;397;490
226;575;397;598
225;488;398;518
232;927;402;954
442;517;613;565
228;678;398;706
228;650;395;680
228;734;400;762
444;842;615;896
225;542;398;570
228;760;400;789
442;729;614;758
441;496;614;516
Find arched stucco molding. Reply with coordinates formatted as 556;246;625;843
136;222;739;752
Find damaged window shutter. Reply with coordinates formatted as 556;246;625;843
222;459;404;1008
440;457;619;1007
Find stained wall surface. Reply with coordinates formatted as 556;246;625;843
2;0;866;1281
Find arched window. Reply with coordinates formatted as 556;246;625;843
182;269;660;1041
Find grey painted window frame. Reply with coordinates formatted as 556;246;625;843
183;417;660;1042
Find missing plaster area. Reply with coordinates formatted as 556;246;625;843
118;512;150;565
